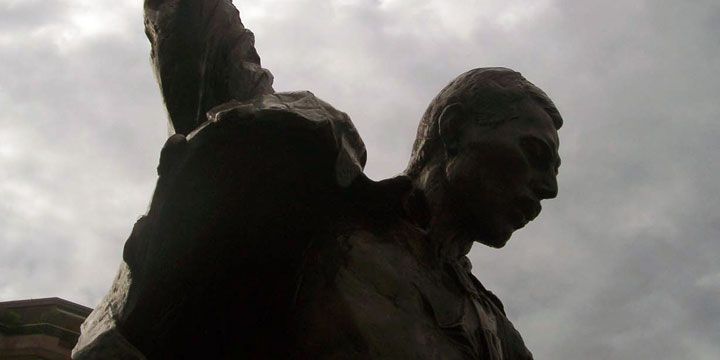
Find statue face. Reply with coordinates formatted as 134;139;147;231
444;98;560;248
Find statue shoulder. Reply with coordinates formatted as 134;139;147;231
193;91;368;188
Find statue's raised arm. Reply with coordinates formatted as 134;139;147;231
144;0;274;135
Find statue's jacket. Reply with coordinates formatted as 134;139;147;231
293;183;534;360
73;92;532;359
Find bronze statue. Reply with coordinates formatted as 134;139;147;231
73;1;562;359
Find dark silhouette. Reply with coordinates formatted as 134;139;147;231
73;1;562;359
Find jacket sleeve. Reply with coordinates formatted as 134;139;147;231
144;0;274;135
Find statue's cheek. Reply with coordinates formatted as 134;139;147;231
447;143;530;199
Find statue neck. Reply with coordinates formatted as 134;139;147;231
427;196;475;261
412;164;475;262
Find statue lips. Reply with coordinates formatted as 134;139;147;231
508;209;527;229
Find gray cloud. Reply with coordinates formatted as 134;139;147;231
1;0;718;358
0;1;68;31
0;0;166;304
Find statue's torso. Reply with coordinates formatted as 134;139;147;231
293;207;534;360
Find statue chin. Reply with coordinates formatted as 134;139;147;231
471;218;515;249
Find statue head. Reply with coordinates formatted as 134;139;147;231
406;67;563;248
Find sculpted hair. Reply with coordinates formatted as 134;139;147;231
405;67;563;178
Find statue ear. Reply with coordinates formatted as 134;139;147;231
438;102;467;158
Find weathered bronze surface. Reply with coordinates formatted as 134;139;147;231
73;1;562;359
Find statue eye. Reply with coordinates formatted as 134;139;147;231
521;137;553;171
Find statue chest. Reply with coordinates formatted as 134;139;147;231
294;226;533;360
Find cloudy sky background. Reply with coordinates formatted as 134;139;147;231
1;0;719;358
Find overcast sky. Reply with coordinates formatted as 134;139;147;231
1;0;719;358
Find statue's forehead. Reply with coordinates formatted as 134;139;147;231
489;99;559;147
